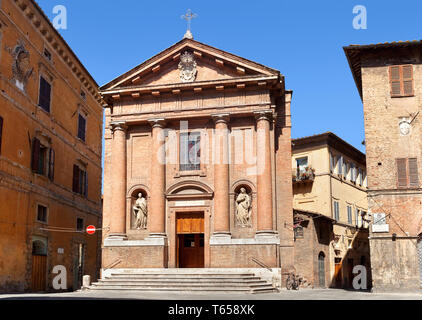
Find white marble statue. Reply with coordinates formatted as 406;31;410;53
236;188;252;227
133;193;148;230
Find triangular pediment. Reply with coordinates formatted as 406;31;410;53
100;38;280;91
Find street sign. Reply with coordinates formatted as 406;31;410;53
86;225;96;235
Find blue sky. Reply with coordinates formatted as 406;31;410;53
37;0;422;153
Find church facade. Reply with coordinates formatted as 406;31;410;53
100;38;293;270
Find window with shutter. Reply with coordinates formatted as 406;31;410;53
31;138;41;173
73;165;80;193
389;65;414;97
77;114;86;142
397;158;408;187
347;206;352;224
334;201;340;221
402;65;414;96
408;158;419;187
48;148;55;181
350;163;356;182
337;156;343;175
38;76;51;113
0;116;3;155
73;164;88;196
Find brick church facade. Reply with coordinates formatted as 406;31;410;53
100;38;294;270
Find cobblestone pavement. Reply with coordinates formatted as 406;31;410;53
1;288;421;300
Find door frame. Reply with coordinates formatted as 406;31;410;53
168;206;210;268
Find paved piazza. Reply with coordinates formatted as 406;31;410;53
1;289;421;300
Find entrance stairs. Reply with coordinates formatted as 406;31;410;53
88;269;278;294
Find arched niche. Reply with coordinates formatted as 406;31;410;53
232;180;255;229
232;179;256;195
127;185;149;230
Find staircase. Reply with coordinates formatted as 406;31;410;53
88;269;278;294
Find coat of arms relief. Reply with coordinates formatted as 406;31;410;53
11;40;33;91
178;51;197;83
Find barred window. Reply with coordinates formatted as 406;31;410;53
180;132;201;171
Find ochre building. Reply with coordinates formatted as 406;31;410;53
100;37;294;271
345;41;422;291
292;133;370;289
0;0;103;292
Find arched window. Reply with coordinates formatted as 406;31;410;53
318;252;326;288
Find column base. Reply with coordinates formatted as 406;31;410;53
255;230;279;241
148;233;167;239
107;233;128;241
211;232;232;240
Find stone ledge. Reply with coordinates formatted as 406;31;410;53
104;237;167;247
209;235;280;246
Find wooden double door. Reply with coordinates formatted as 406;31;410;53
176;212;204;268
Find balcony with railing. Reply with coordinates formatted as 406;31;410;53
292;166;315;184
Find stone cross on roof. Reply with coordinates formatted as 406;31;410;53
181;9;197;39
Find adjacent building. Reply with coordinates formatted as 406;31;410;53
344;41;422;291
0;0;103;292
292;132;371;289
100;36;294;272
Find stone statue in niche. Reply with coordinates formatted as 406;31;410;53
133;193;148;230
11;40;33;91
235;188;252;227
178;51;197;83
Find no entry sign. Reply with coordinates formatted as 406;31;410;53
86;225;96;235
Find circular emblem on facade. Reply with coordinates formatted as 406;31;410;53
178;51;197;83
399;118;411;136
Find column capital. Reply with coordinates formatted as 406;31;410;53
148;118;166;128
254;110;273;122
212;113;230;125
110;121;127;132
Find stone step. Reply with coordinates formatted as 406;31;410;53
88;285;276;293
108;273;256;277
105;275;261;281
92;282;271;288
99;279;267;284
89;270;277;294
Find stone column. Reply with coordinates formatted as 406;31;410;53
212;114;231;238
148;119;167;238
255;111;274;236
109;121;128;240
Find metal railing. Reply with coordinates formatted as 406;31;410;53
104;259;122;270
251;257;272;272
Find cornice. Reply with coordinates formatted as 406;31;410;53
11;0;103;104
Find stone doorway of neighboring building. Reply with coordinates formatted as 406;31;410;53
31;237;48;292
334;257;342;288
318;252;326;287
73;243;85;290
176;212;204;268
